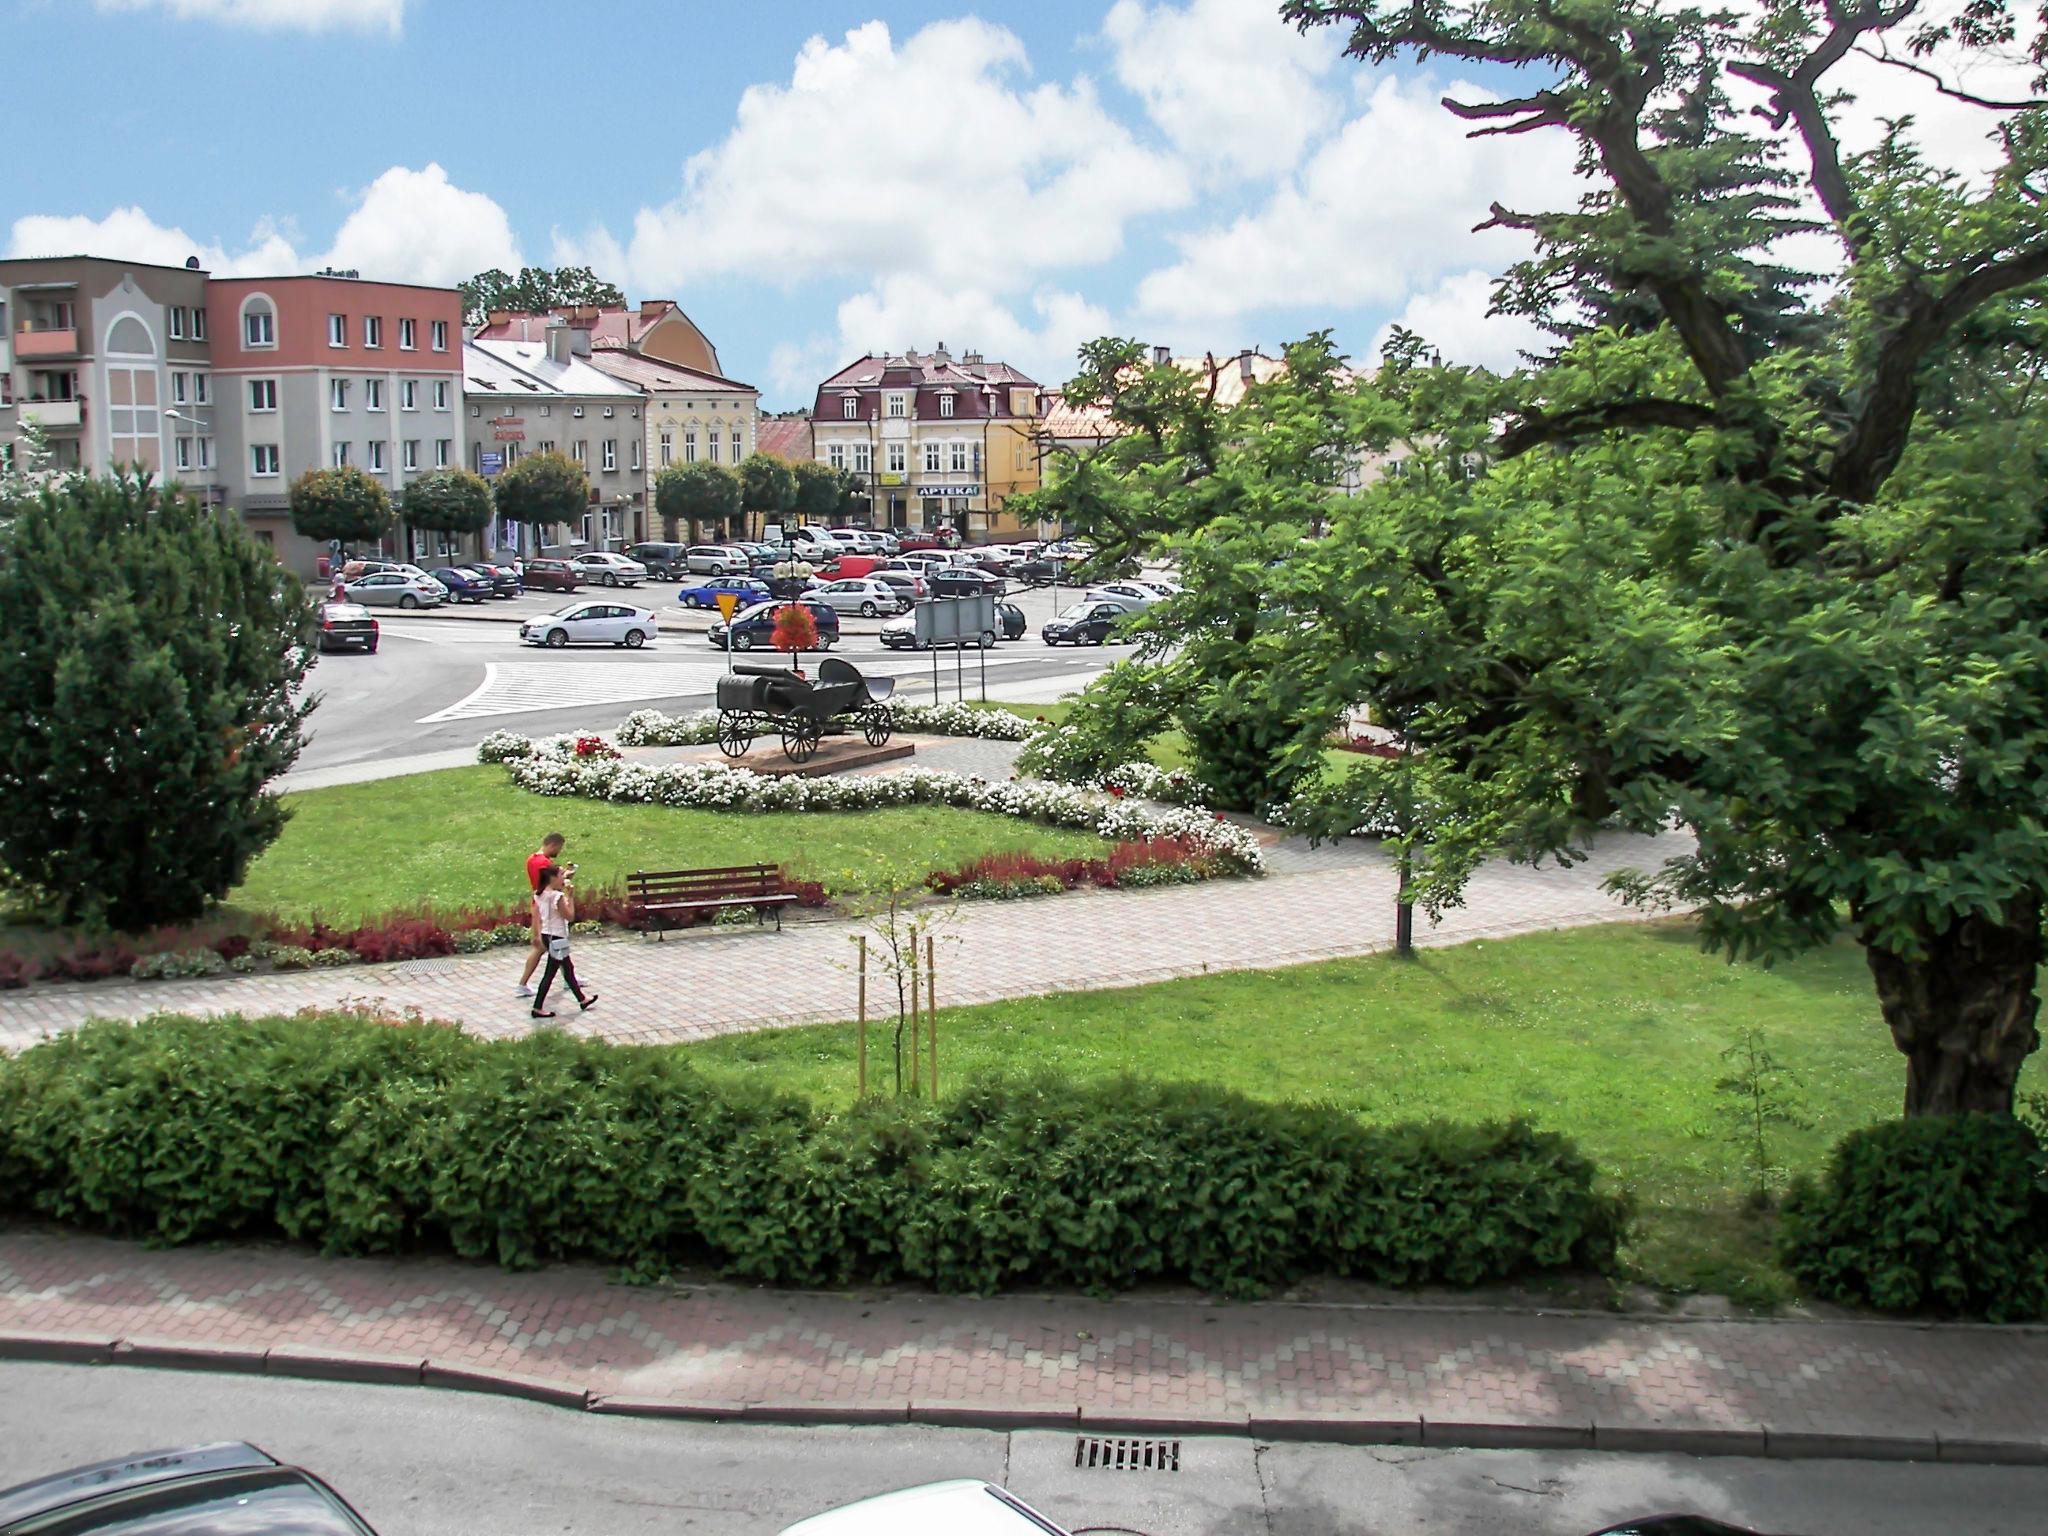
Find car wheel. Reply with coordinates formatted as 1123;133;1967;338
683;595;701;608
735;632;754;651
624;630;646;649
399;594;419;609
604;572;618;587
860;600;879;616
979;630;995;649
546;629;569;649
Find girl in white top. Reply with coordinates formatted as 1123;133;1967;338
530;863;597;1019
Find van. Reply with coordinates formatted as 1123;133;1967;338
628;542;690;579
789;526;839;557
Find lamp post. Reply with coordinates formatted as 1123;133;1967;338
162;407;216;517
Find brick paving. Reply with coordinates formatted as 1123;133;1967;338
1;1231;2040;1458
0;827;1692;1052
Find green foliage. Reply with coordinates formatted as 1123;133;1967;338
267;946;313;970
310;947;356;968
458;265;622;326
737;454;796;523
710;904;759;927
0;1016;1624;1294
1017;665;1178;782
1779;1115;2048;1321
129;949;228;981
491;451;588;529
287;465;392;547
0;474;314;927
655;461;742;536
399;468;493;535
452;929;495;954
1715;1028;1811;1209
789;459;843;523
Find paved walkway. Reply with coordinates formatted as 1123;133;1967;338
0;828;1691;1052
1;1231;2039;1461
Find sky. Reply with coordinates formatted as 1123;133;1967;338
1;0;2034;408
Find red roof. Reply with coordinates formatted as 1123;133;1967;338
754;416;814;462
813;351;1042;421
580;349;753;394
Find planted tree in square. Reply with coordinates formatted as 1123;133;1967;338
492;451;588;543
656;460;742;542
738;453;796;539
400;467;494;560
288;465;392;550
789;459;843;525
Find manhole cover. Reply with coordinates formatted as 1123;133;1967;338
1074;1436;1181;1473
392;958;463;979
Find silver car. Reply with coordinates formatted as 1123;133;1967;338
1083;581;1164;611
568;552;649;587
812;577;910;617
686;544;751;575
519;601;658;649
344;571;446;609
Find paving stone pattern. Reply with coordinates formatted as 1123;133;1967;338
1;1232;2041;1457
0;828;1694;1053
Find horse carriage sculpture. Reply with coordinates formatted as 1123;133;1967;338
714;657;897;763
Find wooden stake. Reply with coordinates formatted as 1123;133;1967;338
908;946;921;1096
926;934;938;1099
856;936;868;1099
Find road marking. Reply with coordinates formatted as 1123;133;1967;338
417;660;731;723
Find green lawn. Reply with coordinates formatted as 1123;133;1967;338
232;765;1111;922
685;920;2044;1303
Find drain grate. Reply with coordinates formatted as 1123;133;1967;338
1074;1436;1181;1473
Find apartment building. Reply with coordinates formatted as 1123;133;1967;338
810;345;1043;536
203;271;467;570
464;326;647;552
0;254;213;480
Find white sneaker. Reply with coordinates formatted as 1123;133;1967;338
516;984;534;997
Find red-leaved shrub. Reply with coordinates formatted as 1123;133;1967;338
342;917;456;964
926;836;1211;895
0;952;33;989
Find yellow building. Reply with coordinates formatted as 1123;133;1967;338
810;344;1042;537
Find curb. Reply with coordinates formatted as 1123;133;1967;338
5;1331;2042;1465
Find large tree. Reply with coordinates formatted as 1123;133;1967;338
492;451;589;540
0;474;314;927
288;465;392;549
738;453;797;538
460;265;624;326
656;461;742;541
789;459;843;524
1042;0;2048;1117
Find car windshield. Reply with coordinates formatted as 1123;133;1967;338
1057;605;1097;621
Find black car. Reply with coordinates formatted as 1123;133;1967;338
0;1442;381;1535
469;561;523;597
316;600;378;653
931;568;1005;600
1042;600;1132;646
628;542;690;579
1007;554;1079;587
706;598;841;652
1589;1521;1787;1536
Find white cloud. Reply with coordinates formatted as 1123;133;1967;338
1371;269;1548;372
1135;74;1582;332
1101;0;1342;180
595;19;1190;297
92;0;404;33
5;164;519;286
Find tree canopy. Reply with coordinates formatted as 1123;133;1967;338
789;459;843;523
399;467;494;535
492;451;589;530
656;460;742;537
287;466;392;548
738;454;797;528
459;265;624;326
1037;0;2048;1117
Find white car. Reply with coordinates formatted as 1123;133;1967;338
812;577;910;617
1083;581;1164;611
568;551;649;587
779;1481;1072;1536
519;601;658;649
828;527;886;554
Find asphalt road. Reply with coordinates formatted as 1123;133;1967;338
3;1365;2044;1536
294;582;1120;777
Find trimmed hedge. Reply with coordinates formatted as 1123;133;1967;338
1778;1114;2048;1322
0;1015;1624;1296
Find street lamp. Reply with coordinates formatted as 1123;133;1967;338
162;408;216;516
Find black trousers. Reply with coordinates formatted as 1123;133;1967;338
533;948;585;1009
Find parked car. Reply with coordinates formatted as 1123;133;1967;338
827;527;885;555
685;544;751;576
519;601;658;649
827;554;888;580
1007;554;1081;587
897;526;960;551
1083;580;1165;611
886;553;950;577
521;558;579;593
994;598;1026;639
930;567;1005;600
812;576;911;617
789;526;842;561
879;609;996;651
628;541;692;579
707;598;840;652
469;561;523;597
677;575;773;609
569;551;648;587
736;541;782;573
344;570;445;609
0;1442;385;1536
967;544;1019;574
337;558;399;582
872;569;930;604
315;600;378;653
1041;600;1132;646
428;566;494;603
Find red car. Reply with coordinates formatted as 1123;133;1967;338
897;526;960;552
520;558;580;593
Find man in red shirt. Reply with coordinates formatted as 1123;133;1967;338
517;832;567;997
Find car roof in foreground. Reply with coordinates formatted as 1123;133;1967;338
0;1444;278;1528
779;1480;1068;1536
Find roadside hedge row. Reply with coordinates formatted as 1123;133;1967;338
0;1015;1624;1296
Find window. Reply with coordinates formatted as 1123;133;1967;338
630;437;641;471
364;379;384;412
603;405;615;418
330;379;350;411
436;438;451;468
332;442;351;468
923;442;941;473
537;439;556;455
708;431;721;463
172;371;189;405
399;317;417;350
602;439;617;472
198;436;215;469
950;441;969;473
243;306;275;347
887;393;908;418
852;443;872;474
827;443;845;470
540;404;551;417
192;308;206;340
249;379;277;412
939;393;954;418
433;380;450;410
469;404;481;418
400;379;417;411
251;444;280;476
843;395;858;419
684;430;697;462
170;306;187;340
328;314;347;347
402;439;419;471
432;320;448;350
505;441;521;466
175;435;193;471
658;430;672;467
363;315;383;348
368;441;386;472
572;440;588;464
572;404;585;419
193;373;210;405
887;442;906;474
732;429;741;459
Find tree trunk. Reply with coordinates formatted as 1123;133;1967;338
1859;893;2042;1117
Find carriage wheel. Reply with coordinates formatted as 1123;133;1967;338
782;716;822;762
716;712;756;758
862;710;892;749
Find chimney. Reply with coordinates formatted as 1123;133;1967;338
487;309;512;326
1238;348;1255;384
571;326;592;358
1152;344;1171;367
934;340;951;364
546;319;572;365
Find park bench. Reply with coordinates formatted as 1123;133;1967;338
626;863;796;936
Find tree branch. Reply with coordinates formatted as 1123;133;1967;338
1854;40;2048;108
1497;398;1723;457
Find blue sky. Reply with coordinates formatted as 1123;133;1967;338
5;0;1577;405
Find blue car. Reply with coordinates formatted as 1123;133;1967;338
677;576;773;609
429;566;494;604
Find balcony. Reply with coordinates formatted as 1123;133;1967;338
15;325;80;359
20;398;82;429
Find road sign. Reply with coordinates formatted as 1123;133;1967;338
714;592;741;621
478;450;504;476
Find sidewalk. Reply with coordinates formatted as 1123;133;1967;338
2;1229;2040;1462
0;828;1689;1051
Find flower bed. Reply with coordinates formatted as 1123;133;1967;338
927;835;1225;898
606;700;1040;749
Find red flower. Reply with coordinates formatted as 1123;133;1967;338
1107;784;1126;798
